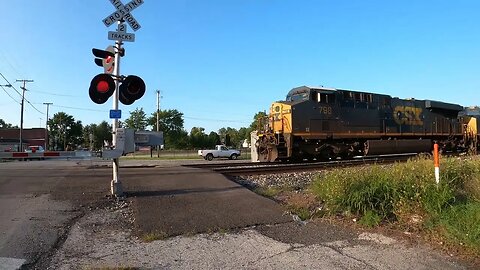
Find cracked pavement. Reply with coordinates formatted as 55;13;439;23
47;207;465;269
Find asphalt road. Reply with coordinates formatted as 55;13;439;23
0;160;112;269
0;159;291;268
0;159;471;269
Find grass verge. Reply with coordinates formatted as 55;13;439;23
310;155;480;254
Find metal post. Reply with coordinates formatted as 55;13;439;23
111;21;124;197
43;102;52;150
433;143;440;184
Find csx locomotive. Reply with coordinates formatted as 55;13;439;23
253;86;479;162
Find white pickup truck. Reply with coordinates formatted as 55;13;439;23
198;145;241;161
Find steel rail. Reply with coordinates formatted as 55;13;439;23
211;154;417;176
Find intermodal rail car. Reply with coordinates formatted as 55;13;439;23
253;86;479;162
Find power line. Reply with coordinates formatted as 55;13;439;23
51;104;108;112
24;99;44;114
0;72;22;97
183;115;250;124
0;50;23;78
29;88;81;97
0;72;43;114
0;84;20;104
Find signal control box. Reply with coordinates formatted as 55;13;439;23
102;128;135;159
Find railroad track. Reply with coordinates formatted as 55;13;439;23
184;161;260;169
186;153;419;175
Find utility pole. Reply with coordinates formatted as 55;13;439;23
16;79;33;152
43;102;53;150
156;90;161;157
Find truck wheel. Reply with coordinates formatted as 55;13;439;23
206;154;214;161
230;154;238;160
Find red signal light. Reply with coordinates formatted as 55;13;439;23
89;74;115;104
97;80;110;93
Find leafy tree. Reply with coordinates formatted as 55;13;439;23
95;121;112;148
148;109;184;133
48;112;83;150
189;127;206;149
249;111;268;131
82;124;96;150
172;130;190;149
70;120;84;148
218;127;242;147
148;109;187;149
124;107;148;131
0;119;18;129
238;127;250;146
83;121;111;150
207;131;221;147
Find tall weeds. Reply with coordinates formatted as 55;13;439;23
310;156;480;252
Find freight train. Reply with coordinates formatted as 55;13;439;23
253;86;479;162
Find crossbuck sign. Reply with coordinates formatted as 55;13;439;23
103;0;143;42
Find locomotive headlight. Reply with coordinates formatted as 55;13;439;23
275;106;281;113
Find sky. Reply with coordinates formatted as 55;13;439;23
0;0;479;133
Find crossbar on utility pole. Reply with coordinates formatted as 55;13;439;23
43;102;53;150
16;79;33;152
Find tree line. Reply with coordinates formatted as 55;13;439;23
0;108;267;151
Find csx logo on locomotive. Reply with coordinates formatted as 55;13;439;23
393;106;423;126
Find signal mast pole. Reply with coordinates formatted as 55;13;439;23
111;20;124;197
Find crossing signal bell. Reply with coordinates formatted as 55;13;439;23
119;75;146;105
89;74;115;104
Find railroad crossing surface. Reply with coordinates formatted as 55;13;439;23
0;159;469;269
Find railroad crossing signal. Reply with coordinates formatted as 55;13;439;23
98;0;145;197
89;74;116;104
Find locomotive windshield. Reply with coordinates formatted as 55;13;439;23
286;92;309;102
